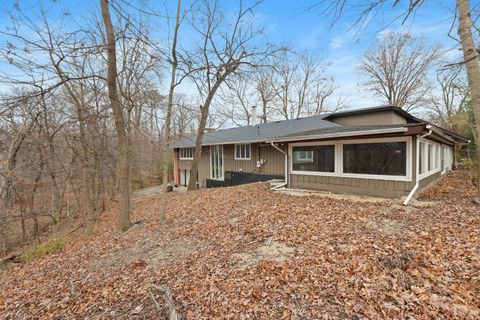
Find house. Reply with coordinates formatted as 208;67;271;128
171;105;469;200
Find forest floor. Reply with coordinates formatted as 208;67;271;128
1;171;479;319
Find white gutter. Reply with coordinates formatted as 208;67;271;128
403;125;433;206
270;142;288;189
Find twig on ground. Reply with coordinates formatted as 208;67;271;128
149;284;181;320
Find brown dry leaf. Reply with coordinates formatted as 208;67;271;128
0;171;479;319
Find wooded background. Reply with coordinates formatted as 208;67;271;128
0;0;478;256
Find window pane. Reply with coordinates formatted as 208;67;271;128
441;145;445;170
419;142;425;174
343;142;406;176
235;144;251;159
292;145;335;172
428;144;433;171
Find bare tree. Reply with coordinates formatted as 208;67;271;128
360;32;441;111
457;0;480;194
313;0;480;196
171;95;199;137
255;66;276;123
181;0;273;191
428;66;470;132
0;110;38;256
220;74;258;126
100;0;131;231
271;50;341;119
160;0;182;221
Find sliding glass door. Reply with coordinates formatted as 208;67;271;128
210;145;224;180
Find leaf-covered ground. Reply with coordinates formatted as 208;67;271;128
1;171;479;319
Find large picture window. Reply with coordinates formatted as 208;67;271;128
343;142;406;176
292;145;335;172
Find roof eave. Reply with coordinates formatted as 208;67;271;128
267;127;410;143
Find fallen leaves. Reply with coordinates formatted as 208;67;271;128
0;170;479;319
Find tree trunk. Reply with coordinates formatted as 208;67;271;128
261;98;268;123
29;149;44;239
187;91;217;190
100;0;132;231
457;0;480;196
47;57;95;231
187;68;238;191
160;0;182;221
0;122;35;256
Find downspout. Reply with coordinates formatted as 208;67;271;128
270;142;287;189
404;125;432;206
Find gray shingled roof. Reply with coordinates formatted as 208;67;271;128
268;124;419;142
170;114;340;148
171;105;468;148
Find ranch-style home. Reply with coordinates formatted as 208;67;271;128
171;105;469;200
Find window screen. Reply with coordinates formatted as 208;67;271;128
419;142;425;174
343;142;406;176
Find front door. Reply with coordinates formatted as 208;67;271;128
210;145;224;180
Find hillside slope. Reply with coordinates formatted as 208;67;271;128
1;171;479;319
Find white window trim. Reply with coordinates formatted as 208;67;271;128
234;143;251;160
418;138;442;180
289;136;413;182
179;147;194;160
209;145;224;181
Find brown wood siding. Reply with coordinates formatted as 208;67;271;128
289;174;415;198
260;145;286;176
223;144;259;173
177;144;286;187
176;134;446;195
177;146;210;187
289;135;416;198
222;143;286;175
330;110;407;126
417;171;442;196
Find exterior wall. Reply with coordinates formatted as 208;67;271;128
288;135;452;198
413;137;454;197
176;134;454;196
290;174;415;198
417;171;442;195
288;135;416;198
177;146;210;187
176;143;286;187
330;110;407;126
